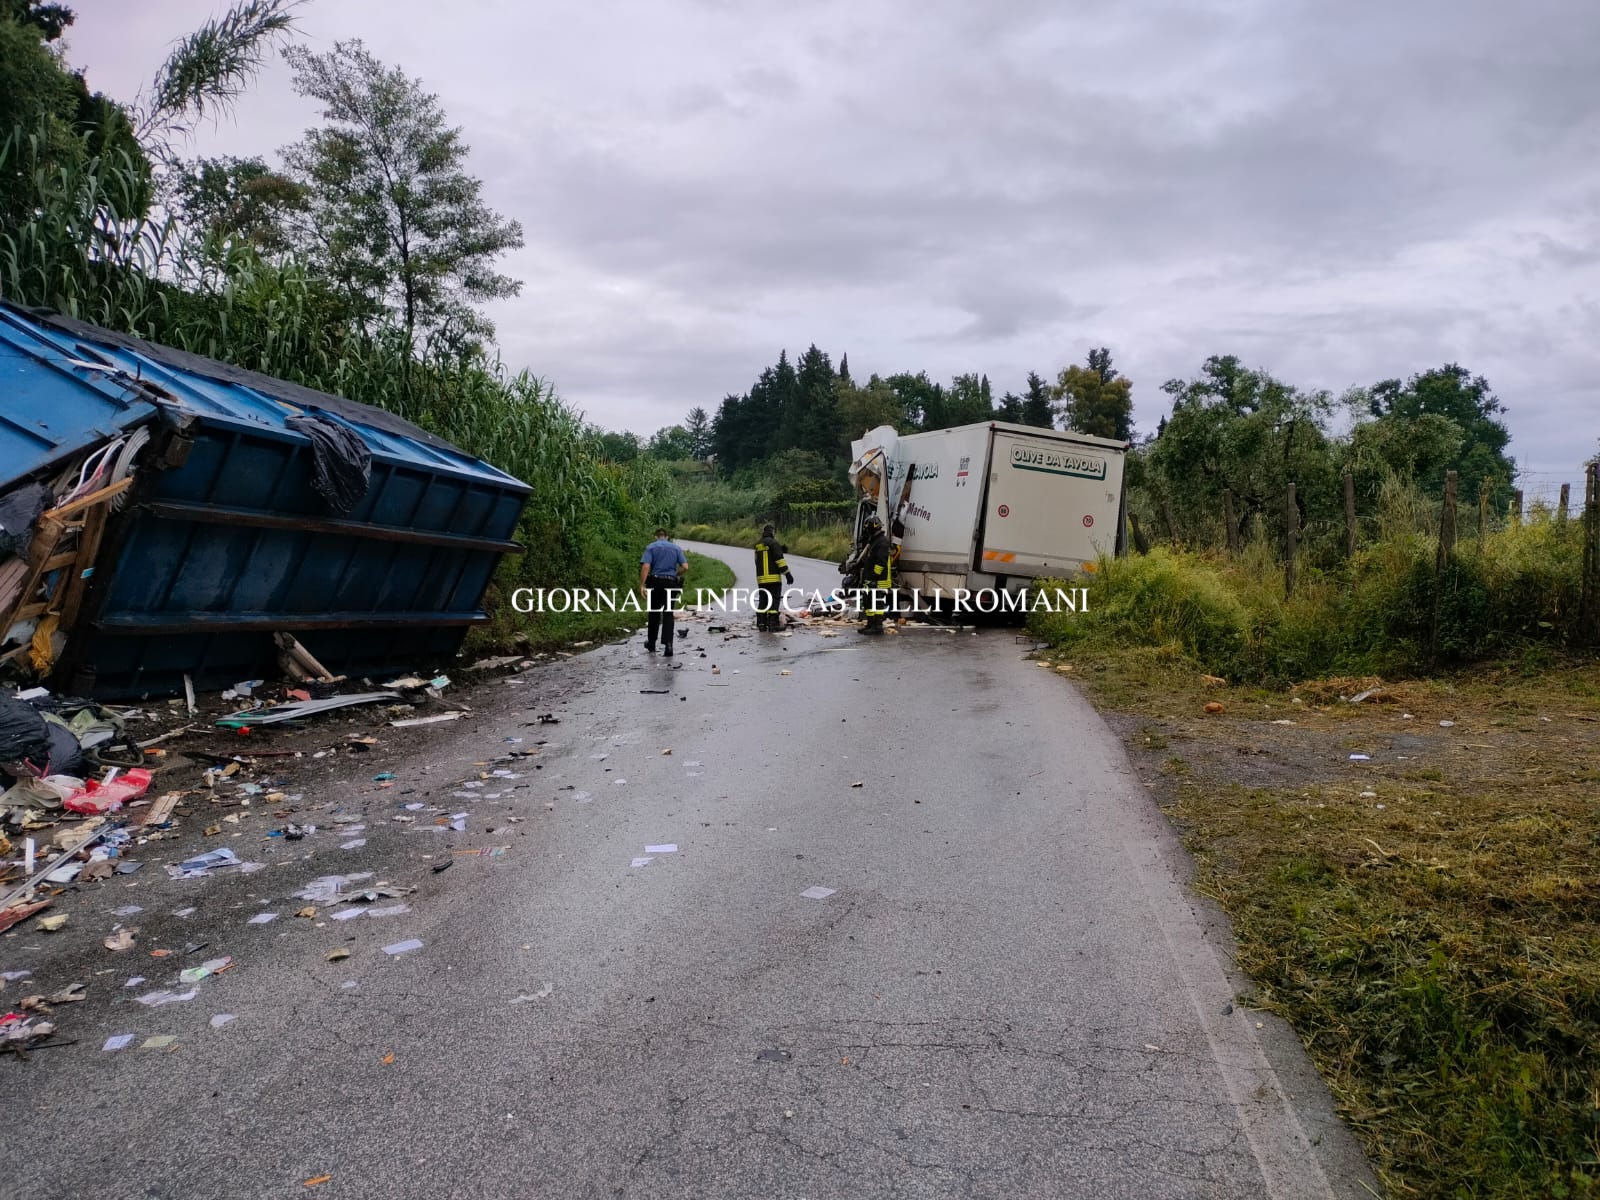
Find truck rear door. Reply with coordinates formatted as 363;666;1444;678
978;431;1125;576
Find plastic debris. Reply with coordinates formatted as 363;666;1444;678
363;904;410;918
210;1014;236;1028
167;848;243;878
247;912;278;925
341;839;366;850
756;1049;791;1062
102;1034;134;1052
1349;754;1370;761
135;988;198;1006
800;887;836;900
179;957;232;984
382;938;423;956
64;767;152;815
644;844;677;854
630;857;654;868
1439;719;1456;727
510;983;553;1004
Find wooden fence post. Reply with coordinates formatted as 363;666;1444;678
1284;483;1299;597
1436;470;1458;571
1558;482;1570;525
1161;498;1180;543
1580;464;1599;643
1430;471;1459;663
1512;488;1524;524
1478;478;1490;543
1342;470;1357;558
1222;489;1238;555
1128;511;1150;555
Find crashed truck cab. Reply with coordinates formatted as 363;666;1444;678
0;303;529;699
844;420;1128;610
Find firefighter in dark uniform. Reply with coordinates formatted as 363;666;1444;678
753;523;794;631
858;514;893;635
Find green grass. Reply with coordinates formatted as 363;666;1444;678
1054;646;1600;1198
1033;503;1595;684
680;520;853;563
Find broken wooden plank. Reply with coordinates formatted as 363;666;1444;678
59;500;110;630
40;477;133;521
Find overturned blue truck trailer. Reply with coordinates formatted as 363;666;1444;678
0;303;529;698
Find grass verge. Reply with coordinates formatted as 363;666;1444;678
680;520;852;563
1046;644;1600;1199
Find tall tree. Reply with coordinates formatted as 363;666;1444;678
886;371;946;431
1149;356;1336;543
783;343;840;460
280;40;524;357
646;425;693;460
1056;347;1133;440
165;155;305;254
1366;364;1515;501
683;406;711;459
944;372;995;427
996;390;1025;422
1020;371;1053;428
838;353;850;384
835;374;909;455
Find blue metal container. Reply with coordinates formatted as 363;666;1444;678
1;304;529;698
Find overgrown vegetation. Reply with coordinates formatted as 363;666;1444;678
1033;482;1594;681
1053;649;1600;1198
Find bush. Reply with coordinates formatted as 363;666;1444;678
1034;507;1593;683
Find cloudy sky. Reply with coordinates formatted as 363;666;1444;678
68;0;1600;483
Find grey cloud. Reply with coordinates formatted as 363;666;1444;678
63;0;1600;476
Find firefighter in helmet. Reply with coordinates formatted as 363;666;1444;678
753;523;793;632
858;513;893;635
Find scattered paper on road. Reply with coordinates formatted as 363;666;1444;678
645;844;677;854
102;1034;134;1051
383;938;423;956
800;887;836;900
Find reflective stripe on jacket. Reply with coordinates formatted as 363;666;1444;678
755;540;789;584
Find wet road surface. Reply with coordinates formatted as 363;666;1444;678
3;544;1376;1199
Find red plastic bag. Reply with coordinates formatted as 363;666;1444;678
63;768;152;815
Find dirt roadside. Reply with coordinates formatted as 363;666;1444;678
1047;647;1600;1199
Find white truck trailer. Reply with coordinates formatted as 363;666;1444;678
846;421;1128;599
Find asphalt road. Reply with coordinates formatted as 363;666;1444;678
1;543;1377;1200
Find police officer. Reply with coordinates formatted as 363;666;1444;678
639;526;687;656
858;514;893;635
753;523;794;632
